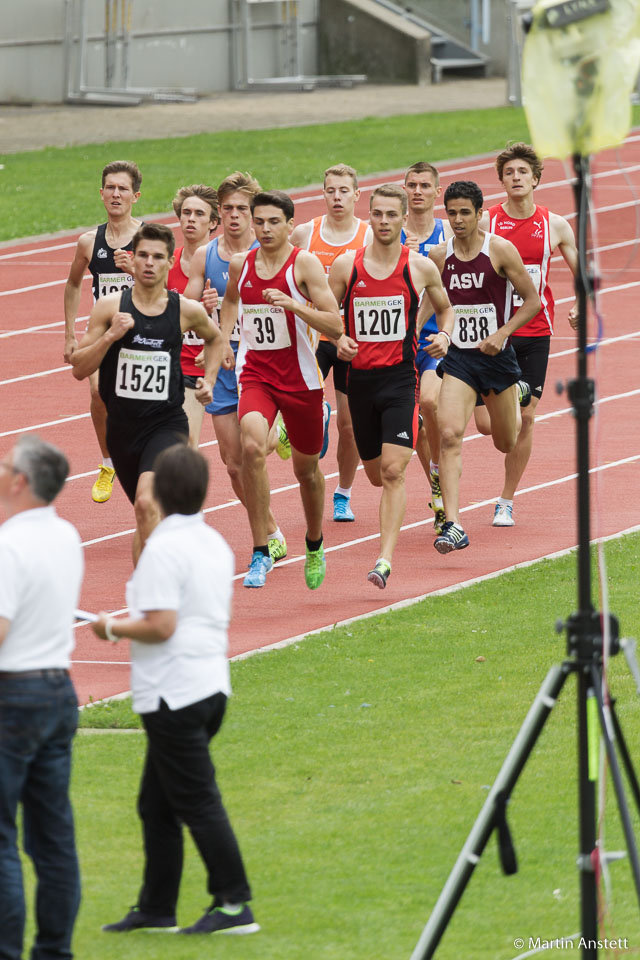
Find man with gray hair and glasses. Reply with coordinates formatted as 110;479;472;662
0;435;84;960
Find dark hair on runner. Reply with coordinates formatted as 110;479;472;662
250;191;295;221
404;161;440;186
172;184;219;225
495;142;543;184
101;160;142;192
153;444;209;516
131;222;175;258
444;180;484;213
13;435;69;504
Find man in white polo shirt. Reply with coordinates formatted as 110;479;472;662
0;435;84;960
93;443;258;937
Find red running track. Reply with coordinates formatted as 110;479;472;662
1;139;639;704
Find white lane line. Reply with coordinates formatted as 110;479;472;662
0;315;89;339
0;412;89;439
70;521;640;664
0;277;77;297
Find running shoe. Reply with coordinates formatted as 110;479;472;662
434;521;469;554
429;468;446;534
92;465;116;503
268;535;288;562
275;414;291;460
517;380;532;408
243;551;273;588
319;401;332;459
367;559;391;589
102;906;178;933
304;542;326;590
493;502;514;527
178;903;259;936
333;492;355;522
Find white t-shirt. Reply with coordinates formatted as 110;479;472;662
127;512;233;713
0;506;83;670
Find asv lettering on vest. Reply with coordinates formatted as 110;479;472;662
449;272;485;290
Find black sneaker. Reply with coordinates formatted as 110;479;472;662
178;903;260;935
102;906;178;933
434;521;469;554
517;380;532;408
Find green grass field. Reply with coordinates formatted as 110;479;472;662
2;104;639;243
29;533;637;959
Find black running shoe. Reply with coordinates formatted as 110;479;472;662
102;907;178;933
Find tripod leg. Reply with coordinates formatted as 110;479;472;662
410;663;569;960
609;697;640;816
589;664;640;909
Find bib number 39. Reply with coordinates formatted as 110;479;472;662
115;349;170;400
242;304;291;350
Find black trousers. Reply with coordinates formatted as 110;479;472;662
137;692;251;915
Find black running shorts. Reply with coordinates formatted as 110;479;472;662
438;343;522;398
106;412;188;504
347;365;418;462
510;335;550;400
316;339;349;395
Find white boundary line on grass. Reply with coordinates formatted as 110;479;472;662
77;524;640;709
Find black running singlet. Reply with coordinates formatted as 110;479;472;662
99;288;184;421
88;222;140;302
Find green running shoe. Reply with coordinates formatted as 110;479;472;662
275;414;291;460
304;541;326;590
268;535;288;562
367;559;391;589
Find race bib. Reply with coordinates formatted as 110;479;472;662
513;264;542;308
452;304;498;349
98;272;133;299
353;296;405;341
183;328;204;346
242;304;291;350
115;349;170;400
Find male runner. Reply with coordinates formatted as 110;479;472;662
219;191;342;590
185;172;286;563
330;184;454;589
291;163;371;522
401;161;453;534
428;181;540;554
71;223;221;564
64;160;143;503
475;143;579;526
167;183;219;448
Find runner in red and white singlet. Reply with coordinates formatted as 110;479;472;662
475;143;579;528
219;190;342;591
291;164;372;522
330;184;453;590
167;184;219;448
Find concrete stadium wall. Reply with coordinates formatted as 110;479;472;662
0;0;319;103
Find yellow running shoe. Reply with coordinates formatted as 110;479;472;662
92;465;116;503
268;535;287;563
275;415;291;460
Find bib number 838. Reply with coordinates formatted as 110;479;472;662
456;314;491;343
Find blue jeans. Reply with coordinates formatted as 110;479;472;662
0;670;80;960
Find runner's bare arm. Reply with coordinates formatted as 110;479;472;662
551;212;579;329
63;231;94;361
71;293;133;380
217;254;246;370
289;221;313;249
482;236;541;355
180;298;222;405
266;250;342;338
183;244;207;302
411;253;454;357
328;252;358;360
